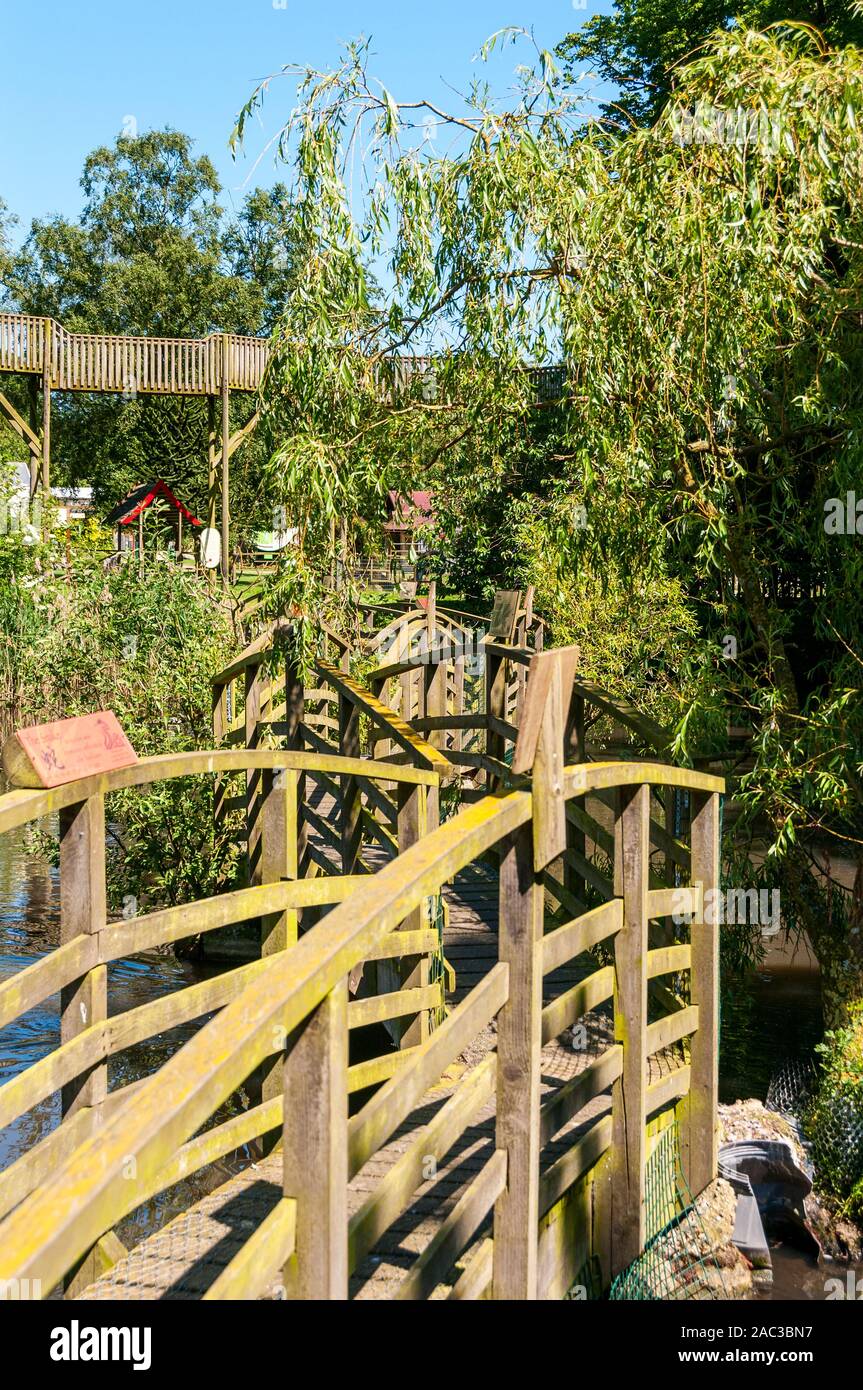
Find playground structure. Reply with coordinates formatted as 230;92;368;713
0;314;265;579
0;314;568;583
0;590;722;1300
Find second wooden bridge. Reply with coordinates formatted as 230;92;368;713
0;592;723;1300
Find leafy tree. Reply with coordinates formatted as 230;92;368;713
234;25;863;1022
1;131;298;520
556;0;863;126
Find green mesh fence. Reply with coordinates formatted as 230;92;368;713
609;1124;728;1300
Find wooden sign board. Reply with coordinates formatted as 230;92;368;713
2;711;138;789
487;590;521;642
511;646;580;776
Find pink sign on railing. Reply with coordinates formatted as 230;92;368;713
2;711;138;788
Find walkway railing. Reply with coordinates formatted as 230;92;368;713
0;631;722;1300
0;315;267;394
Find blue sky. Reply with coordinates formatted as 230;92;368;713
1;0;615;244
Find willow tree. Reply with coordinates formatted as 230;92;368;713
235;24;863;1021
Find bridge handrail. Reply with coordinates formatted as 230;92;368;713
0;749;722;1298
0;747;437;837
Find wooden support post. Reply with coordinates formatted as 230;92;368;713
565;690;587;905
28;378;39;495
394;781;431;1048
41;320;52;493
284;645;308;877
485;645;506;789
282;980;349;1300
212;679;229;837
59;793;108;1297
207;394;217;530
258;766;300;1133
680;789;720;1195
423;580;446;749
220;334;230;585
493;651;566;1299
338;691;362;878
59;796;107;1114
515;585;534;720
492;820;543;1299
245;664;265;885
609;782;650;1276
137;508;144;575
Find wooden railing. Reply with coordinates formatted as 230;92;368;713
0;314;268;394
0;631;722;1300
0;313;570;402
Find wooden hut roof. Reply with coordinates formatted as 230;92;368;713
105;480;203;528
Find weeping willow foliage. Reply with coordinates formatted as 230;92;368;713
235;24;863;1017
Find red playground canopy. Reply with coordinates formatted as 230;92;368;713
105;479;203;528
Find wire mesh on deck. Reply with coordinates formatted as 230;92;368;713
609;1124;728;1300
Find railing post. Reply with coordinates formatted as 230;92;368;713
394;781;432;1048
59;792;108;1295
284;641;308;878
220;332;230;585
564;689;586;907
609;782;650;1276
41;318;52;493
212;677;229;836
245;662;266;885
680;789;720;1195
492;818;543;1299
339;690;362;876
282;980;349;1299
59;795;107;1114
423;582;446;749
484;645;506;789
493;648;571;1299
259;766;300;1125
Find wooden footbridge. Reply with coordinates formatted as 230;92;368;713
0;590;722;1300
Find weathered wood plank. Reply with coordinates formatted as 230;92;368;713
283;981;349;1299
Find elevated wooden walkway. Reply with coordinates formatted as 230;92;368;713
0;592;723;1301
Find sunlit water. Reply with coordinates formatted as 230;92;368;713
0;817;252;1252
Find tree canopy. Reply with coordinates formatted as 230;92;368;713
556;0;863;126
235;22;863;1018
0;130;300;514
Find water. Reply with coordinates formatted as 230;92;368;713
0;817;251;1250
719;954;823;1104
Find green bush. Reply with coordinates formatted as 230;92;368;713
805;1002;863;1219
0;513;243;914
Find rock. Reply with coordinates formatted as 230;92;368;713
721;1096;863;1261
720;1099;808;1170
631;1177;754;1300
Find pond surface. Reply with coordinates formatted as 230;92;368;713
0;818;250;1252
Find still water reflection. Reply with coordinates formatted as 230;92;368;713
0;817;250;1250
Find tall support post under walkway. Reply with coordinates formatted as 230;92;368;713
41;319;52;494
220;333;230;586
207;394;217;530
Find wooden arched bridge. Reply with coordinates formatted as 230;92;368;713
0;591;722;1300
